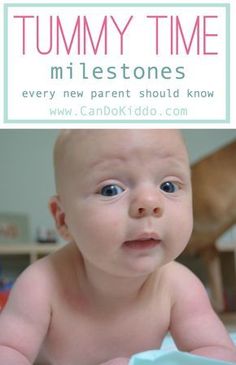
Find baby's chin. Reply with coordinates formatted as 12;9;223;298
118;252;168;277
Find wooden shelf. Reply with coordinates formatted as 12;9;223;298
0;243;63;263
0;243;60;254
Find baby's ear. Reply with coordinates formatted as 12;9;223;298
49;196;72;241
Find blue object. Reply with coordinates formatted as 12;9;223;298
129;350;235;365
230;333;236;345
0;278;14;291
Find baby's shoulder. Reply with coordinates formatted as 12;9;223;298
7;245;73;313
160;261;203;291
160;261;207;303
12;252;56;296
161;260;191;277
12;243;74;294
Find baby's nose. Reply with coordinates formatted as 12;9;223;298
137;206;161;217
129;191;163;218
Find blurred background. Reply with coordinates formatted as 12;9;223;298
0;129;236;317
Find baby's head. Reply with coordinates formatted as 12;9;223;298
50;130;192;277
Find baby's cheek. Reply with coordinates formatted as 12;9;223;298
97;218;122;240
174;214;193;247
92;207;123;226
167;204;192;239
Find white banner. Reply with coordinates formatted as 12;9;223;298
1;0;235;128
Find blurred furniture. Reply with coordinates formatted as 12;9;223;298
216;239;236;312
184;140;236;312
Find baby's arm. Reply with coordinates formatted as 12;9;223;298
169;263;236;362
0;262;51;365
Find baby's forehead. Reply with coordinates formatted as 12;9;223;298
56;128;182;153
54;129;188;169
54;130;189;193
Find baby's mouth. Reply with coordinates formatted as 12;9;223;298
123;233;161;250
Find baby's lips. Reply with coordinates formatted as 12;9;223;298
128;231;161;242
123;232;162;249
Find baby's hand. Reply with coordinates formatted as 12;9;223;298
99;357;130;365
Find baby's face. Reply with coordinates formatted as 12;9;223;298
57;130;193;277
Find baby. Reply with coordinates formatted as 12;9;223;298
0;129;236;365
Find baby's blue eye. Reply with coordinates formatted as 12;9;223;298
100;184;125;197
160;181;178;193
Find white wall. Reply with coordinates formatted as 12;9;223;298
0;129;236;241
0;130;57;241
182;129;236;163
